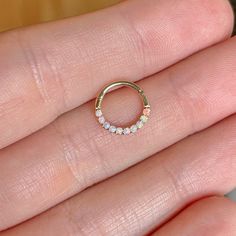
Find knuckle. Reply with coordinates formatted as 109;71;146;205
52;117;111;192
16;29;66;115
202;0;234;37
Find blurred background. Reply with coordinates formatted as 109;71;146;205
0;0;235;198
232;0;236;34
0;0;120;32
0;0;235;33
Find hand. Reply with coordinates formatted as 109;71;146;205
0;0;235;235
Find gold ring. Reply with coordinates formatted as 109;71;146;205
95;81;151;135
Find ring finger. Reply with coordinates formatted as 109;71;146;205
3;113;236;236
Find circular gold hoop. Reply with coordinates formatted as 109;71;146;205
95;81;151;135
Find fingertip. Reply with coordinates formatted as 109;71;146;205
156;196;236;236
204;0;235;38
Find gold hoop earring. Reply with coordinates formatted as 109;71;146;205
95;81;150;135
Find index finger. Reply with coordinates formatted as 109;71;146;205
0;0;233;148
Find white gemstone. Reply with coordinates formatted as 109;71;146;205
123;128;131;135
116;127;123;135
109;126;116;133
140;115;148;123
95;110;102;117
136;120;144;129
103;122;110;130
98;116;105;124
130;125;138;133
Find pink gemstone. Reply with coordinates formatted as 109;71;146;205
143;108;151;116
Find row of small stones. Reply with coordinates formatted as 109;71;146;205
95;108;150;135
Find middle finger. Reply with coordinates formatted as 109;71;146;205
0;0;230;148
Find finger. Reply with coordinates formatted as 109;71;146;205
1;36;236;230
153;196;236;236
2;114;236;235
0;0;233;148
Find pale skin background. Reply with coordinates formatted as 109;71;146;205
0;0;236;235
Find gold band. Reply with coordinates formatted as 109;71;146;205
95;81;150;110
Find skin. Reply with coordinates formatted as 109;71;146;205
0;0;235;235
